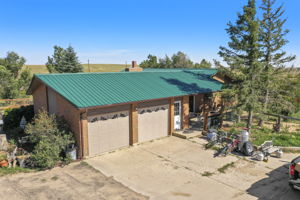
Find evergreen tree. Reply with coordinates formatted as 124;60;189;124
46;45;83;73
258;0;296;124
219;0;261;129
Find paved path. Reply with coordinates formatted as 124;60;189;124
0;162;147;200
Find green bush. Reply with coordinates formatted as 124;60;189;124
3;105;34;131
25;111;74;169
31;139;61;169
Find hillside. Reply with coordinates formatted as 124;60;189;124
24;64;128;74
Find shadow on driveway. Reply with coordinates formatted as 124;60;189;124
246;162;300;200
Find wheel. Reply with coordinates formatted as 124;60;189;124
243;142;254;156
289;182;296;191
214;146;229;157
205;140;217;149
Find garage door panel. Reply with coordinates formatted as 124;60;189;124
138;104;169;143
88;111;129;156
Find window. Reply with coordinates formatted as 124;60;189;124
174;102;181;116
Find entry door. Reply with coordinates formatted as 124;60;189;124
174;101;181;130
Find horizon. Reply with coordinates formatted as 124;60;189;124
1;0;299;66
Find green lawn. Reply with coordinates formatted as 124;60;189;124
24;64;128;74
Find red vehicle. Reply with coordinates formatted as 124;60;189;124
289;156;300;190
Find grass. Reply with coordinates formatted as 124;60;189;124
251;127;300;147
292;110;300;119
0;167;34;176
217;162;235;174
24;64;128;74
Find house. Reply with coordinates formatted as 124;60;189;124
27;62;223;158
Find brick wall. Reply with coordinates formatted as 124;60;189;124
55;93;82;157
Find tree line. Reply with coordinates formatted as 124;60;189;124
139;52;212;69
0;45;83;99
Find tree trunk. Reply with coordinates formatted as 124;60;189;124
259;88;270;127
247;109;253;130
236;114;241;123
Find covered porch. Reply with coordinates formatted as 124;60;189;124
173;93;223;139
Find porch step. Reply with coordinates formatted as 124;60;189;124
172;130;203;139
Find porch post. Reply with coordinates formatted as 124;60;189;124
182;96;189;129
203;96;210;131
130;103;138;145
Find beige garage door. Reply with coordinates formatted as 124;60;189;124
88;110;130;157
138;101;169;143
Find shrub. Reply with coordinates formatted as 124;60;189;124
25;110;74;169
31;139;61;169
3;105;34;131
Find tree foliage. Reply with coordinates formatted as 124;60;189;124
46;45;83;73
0;52;32;99
218;0;261;128
258;0;296;120
194;59;212;68
140;52;212;69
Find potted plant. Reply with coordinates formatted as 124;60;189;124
0;152;8;167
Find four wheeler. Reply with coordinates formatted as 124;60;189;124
289;156;300;190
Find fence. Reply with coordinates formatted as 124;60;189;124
0;98;33;112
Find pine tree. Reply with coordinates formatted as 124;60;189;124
46;45;83;73
258;0;296;124
219;0;262;129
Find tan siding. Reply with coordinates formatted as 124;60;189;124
32;84;48;114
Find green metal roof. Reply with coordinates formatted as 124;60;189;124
141;68;217;74
33;70;222;108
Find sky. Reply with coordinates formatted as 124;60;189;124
0;0;299;66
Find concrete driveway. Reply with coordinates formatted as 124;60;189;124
87;136;300;200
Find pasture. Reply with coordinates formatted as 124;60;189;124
24;64;128;74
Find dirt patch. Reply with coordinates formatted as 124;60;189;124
0;161;148;200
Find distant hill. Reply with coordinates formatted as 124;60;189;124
24;64;128;74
